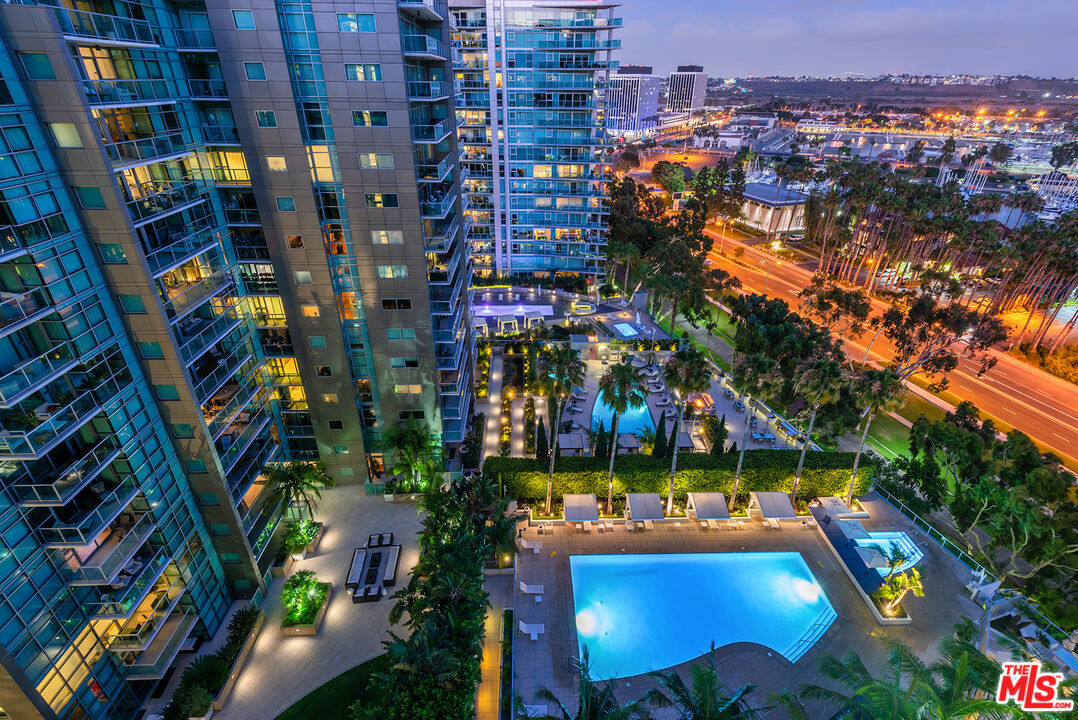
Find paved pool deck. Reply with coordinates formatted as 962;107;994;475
511;492;983;718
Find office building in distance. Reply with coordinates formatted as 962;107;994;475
451;0;621;279
667;64;707;112
606;64;661;137
0;0;466;716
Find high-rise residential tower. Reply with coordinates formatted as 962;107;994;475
0;0;466;716
451;0;621;279
667;64;707;113
607;65;661;136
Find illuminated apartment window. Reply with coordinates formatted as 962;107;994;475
359;153;394;169
322;393;338;404
366;193;398;208
288;235;303;248
371;230;404;244
266;156;287;172
376;265;407;279
301;305;319;318
394;384;422;395
345;63;382;81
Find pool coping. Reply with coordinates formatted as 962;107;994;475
816;526;913;626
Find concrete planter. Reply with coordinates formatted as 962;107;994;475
211;610;265;711
815;525;913;626
289;522;325;561
384;493;424;504
188;708;213;720
281;583;332;637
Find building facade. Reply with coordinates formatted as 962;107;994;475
667;64;706;113
451;0;620;279
606;65;659;136
0;0;466;716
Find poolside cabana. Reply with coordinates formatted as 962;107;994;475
563;493;599;532
616;433;641;455
625;493;664;529
675;431;697;452
497;315;519;334
472;317;489;337
524;310;544;329
686;492;730;521
749;491;797;529
557;432;588;457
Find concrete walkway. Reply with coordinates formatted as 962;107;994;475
482;354;505;467
214;487;423;720
511;397;526;457
476;574;513;720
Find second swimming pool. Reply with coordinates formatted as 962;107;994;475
569;552;837;679
591;398;654;435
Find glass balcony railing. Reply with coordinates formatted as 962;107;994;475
64;512;155;586
421;187;457;219
247;499;283;560
203;373;260;432
224;208;260;225
176;306;243;365
407;81;450;101
174;27;215;50
55;7;157;46
0;342;78;409
397;0;444;21
0;287;52;336
107;579;186;651
411;118;453;143
143;226;221;277
126;180;205;225
402;34;447;59
201;124;241;144
187;79;229;99
193;347;255;405
123;609;196;680
230;435;277;504
416;154;453;183
0;389;102;459
161;270;235;321
104;131;189;167
11;435;122;507
86;547;170;619
425;215;460;252
218;408;270;476
82;78;178;106
40;480;140;547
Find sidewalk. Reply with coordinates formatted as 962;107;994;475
481;354;504;468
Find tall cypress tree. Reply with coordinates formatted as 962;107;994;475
653;411;668;457
536;418;549;462
711;414;728;456
668;418;680;458
594;421;608;459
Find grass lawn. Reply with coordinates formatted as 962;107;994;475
866;413;912;460
656;315;732;371
272;654;389;720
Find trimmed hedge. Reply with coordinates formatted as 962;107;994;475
482;450;874;505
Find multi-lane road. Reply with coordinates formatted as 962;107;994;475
705;225;1078;466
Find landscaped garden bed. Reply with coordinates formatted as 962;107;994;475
280;571;331;636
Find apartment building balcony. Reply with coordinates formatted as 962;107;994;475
428;248;461;285
121;608;197;681
64;510;156;586
217;407;270;476
160;268;235;322
40;476;142;546
200;124;242;145
82;78;178;108
107;578;186;652
441;416;465;444
424;214;460;253
421;185;458;219
174;27;216;51
104;131;191;170
434;336;464;372
126;180;206;226
10;435;122;507
85;546;171;620
407;80;450;102
397;0;445;22
228;433;277;504
529;38;621;50
191;341;255;405
55;7;159;47
0;389;103;460
402;33;448;60
411;117;454;143
224;206;260;226
175;305;244;366
535;16;623;29
144;228;221;280
0;287;54;339
0;342;78;410
416;153;453;183
188;79;229;100
203;366;260;424
246;498;283;561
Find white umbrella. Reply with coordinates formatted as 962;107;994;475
838;520;870;541
854;545;888;569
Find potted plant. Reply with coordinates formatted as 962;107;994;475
280;570;331;636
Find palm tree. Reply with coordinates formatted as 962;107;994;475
383;420;441;492
597;359;646;514
789;358;847;505
662;346;712;513
533;648;642;720
262;461;334;521
536;345;586;515
646;643;766;719
847;369;905;505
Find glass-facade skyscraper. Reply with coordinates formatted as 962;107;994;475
0;0;467;716
451;0;620;279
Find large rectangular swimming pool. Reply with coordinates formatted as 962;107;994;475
569;552;836;679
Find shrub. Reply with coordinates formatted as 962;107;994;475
482;450;874;505
281;520;319;555
163;685;212;720
281;571;329;626
524;397;536;454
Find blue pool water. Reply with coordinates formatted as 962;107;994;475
854;531;923;574
569;552;837;679
592;398;654;434
613;322;639;338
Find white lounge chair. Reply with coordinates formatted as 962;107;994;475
604;519;614;532
582;520;592;533
519;621;545;641
624;519;634;531
519;582;544;603
706;519;721;531
767;518;782;530
700;521;709;530
643;519;655;530
519;538;541;554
